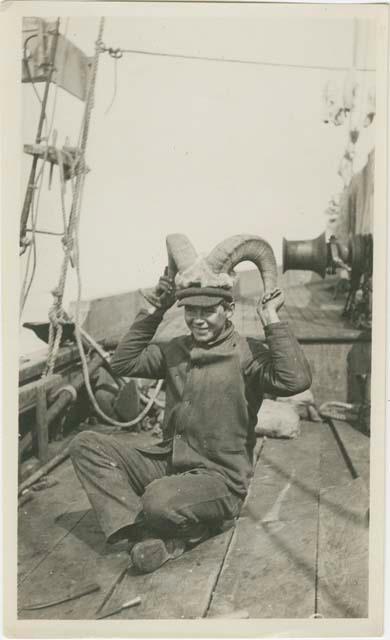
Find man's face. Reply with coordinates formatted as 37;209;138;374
184;303;234;344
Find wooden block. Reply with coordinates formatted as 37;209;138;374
208;422;321;618
18;431;74;484
317;478;369;618
19;346;80;385
35;383;49;463
19;374;62;413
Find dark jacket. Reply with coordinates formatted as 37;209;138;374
111;308;312;496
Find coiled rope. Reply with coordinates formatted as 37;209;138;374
79;327;165;425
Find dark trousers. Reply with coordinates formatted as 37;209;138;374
69;430;242;544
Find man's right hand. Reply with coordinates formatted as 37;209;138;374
154;270;176;310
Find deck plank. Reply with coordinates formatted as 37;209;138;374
18;509;130;620
317;420;369;618
317;479;369;618
303;344;351;406
17;430;159;603
18;459;90;584
102;530;234;620
318;420;355;490
207;422;322;618
318;419;370;490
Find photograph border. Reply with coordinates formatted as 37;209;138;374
2;2;388;637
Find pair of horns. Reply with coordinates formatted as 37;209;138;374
166;234;278;295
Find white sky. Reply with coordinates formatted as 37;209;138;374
20;13;376;354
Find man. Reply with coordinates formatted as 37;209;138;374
70;272;312;574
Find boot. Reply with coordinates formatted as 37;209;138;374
130;537;186;574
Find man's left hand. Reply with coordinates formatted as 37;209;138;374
256;288;285;327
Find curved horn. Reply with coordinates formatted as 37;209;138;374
166;234;198;278
206;235;278;295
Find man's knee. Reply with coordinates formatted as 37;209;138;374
142;479;184;527
141;478;234;543
69;430;104;461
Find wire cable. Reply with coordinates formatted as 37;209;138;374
117;46;376;73
19;196;38;318
19;158;48;318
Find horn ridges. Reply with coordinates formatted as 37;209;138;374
206;235;278;295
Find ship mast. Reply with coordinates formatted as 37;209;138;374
20;18;60;250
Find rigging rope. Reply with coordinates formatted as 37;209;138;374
78;329;165;410
24;17;164;427
61;18;165;428
42;16;97;377
79;318;164;427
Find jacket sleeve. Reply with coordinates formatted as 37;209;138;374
246;321;312;396
110;308;166;379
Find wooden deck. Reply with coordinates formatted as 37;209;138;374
18;271;371;620
17;419;369;620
